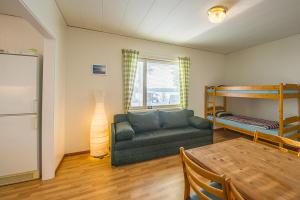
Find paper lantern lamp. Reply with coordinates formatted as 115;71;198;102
90;91;109;157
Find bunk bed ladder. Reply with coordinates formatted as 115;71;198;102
204;86;208;118
205;86;215;118
204;86;226;128
212;87;217;127
279;83;300;140
279;83;284;137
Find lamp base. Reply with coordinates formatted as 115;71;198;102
91;153;109;159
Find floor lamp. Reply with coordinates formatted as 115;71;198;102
90;91;109;158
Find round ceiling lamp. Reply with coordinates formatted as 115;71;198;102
208;6;228;23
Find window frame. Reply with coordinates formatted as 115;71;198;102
129;57;181;111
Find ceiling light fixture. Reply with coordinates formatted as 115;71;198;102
208;6;227;23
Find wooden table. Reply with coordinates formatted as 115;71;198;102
186;138;300;200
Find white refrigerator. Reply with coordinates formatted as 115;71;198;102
0;53;40;185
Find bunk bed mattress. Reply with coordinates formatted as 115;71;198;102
207;89;299;94
207;116;297;137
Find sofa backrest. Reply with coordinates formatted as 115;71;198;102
183;109;195;118
114;114;128;123
114;109;194;123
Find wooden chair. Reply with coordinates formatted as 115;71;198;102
180;147;229;200
254;131;300;156
227;181;244;200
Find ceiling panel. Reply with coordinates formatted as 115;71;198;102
151;0;211;43
136;0;182;36
118;0;156;35
102;0;129;33
56;0;103;30
56;0;300;54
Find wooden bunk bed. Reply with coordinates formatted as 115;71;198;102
204;83;300;140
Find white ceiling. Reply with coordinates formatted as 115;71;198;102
55;0;300;54
0;0;53;38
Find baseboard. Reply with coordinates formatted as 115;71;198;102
0;170;39;186
64;150;90;157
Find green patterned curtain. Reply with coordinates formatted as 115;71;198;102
122;49;139;113
179;57;190;109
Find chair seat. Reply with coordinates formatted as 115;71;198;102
190;182;223;200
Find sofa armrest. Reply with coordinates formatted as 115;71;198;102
189;116;212;129
111;123;116;156
115;121;135;141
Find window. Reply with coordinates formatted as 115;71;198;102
130;58;180;109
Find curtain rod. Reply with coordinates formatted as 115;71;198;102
139;56;178;63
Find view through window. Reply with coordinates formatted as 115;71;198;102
131;59;180;108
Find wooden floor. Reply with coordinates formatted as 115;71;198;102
0;129;247;200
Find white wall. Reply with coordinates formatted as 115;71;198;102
224;34;300;120
0;14;43;54
21;0;67;180
65;27;225;154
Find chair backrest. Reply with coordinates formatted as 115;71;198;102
180;147;228;200
254;131;300;156
227;181;245;200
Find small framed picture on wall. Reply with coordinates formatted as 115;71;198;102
92;64;107;75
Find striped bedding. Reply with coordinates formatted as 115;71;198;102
221;115;279;130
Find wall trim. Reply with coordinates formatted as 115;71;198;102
67;25;222;55
64;150;90;157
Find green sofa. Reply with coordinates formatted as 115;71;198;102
111;109;213;166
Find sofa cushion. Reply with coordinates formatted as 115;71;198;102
189;116;212;129
160;110;189;128
114;126;212;150
115;121;135;141
128;111;160;133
